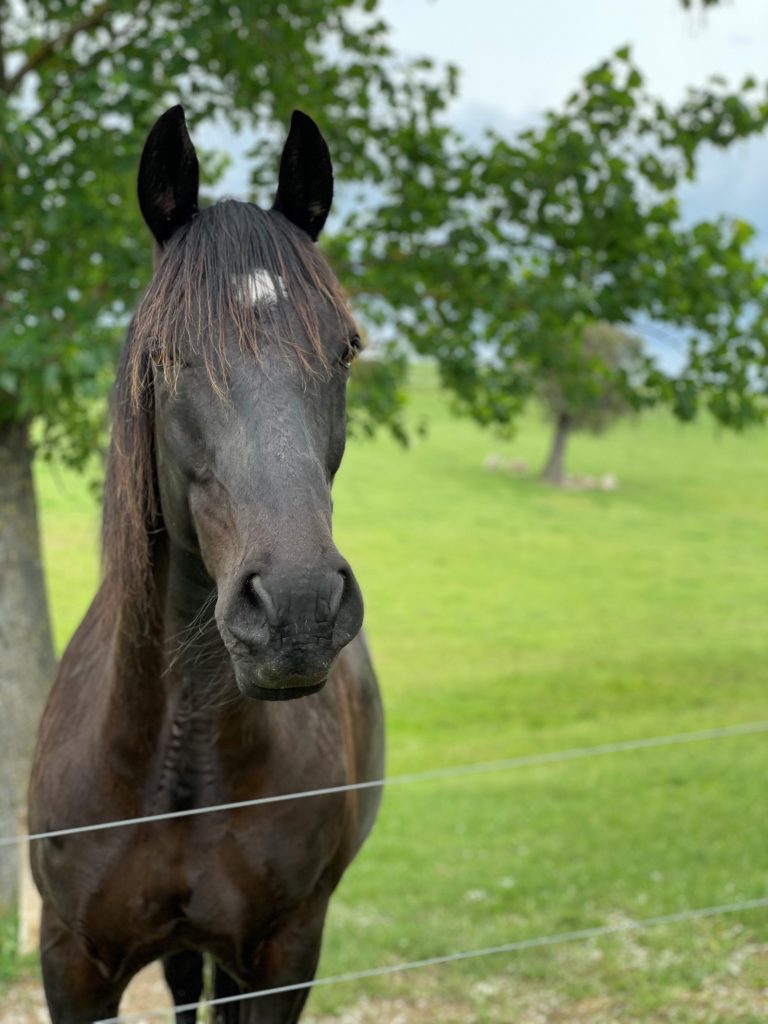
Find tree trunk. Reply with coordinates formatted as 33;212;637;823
540;412;572;486
0;420;55;908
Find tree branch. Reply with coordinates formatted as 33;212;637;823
4;1;111;94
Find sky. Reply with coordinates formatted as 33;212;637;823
210;0;768;235
377;0;768;236
381;0;767;116
209;1;768;221
380;0;768;371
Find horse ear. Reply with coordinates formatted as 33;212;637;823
138;105;199;246
273;110;333;240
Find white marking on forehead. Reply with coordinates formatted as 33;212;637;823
235;269;288;307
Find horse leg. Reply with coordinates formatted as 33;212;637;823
163;949;204;1024
39;903;123;1024
237;900;329;1024
212;964;244;1023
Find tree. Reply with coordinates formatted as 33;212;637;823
538;321;645;485
0;0;454;903
336;49;768;463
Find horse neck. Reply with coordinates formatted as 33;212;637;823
161;541;229;698
106;537;265;773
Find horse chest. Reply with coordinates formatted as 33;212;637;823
65;788;346;981
67;704;352;963
125;706;348;921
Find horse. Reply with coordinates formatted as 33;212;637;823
27;105;385;1024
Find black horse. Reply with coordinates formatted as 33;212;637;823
28;106;384;1023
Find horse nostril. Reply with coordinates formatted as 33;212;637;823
247;574;277;627
327;570;346;621
228;567;361;650
333;568;364;646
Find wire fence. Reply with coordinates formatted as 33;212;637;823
4;719;767;848
95;895;768;1024
11;718;767;1021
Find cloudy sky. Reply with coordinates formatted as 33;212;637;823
379;0;768;236
378;0;768;370
211;1;768;236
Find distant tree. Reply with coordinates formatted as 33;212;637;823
335;49;768;469
538;322;644;485
0;0;454;904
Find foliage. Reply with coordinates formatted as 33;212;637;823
335;49;768;440
0;0;455;463
347;354;410;444
28;369;768;1018
538;320;645;436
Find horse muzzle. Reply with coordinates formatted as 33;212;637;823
216;563;364;700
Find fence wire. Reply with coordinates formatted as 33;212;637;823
4;719;766;848
94;894;768;1023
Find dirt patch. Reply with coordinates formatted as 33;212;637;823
2;957;766;1023
0;963;172;1024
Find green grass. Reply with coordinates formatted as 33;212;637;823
0;912;38;995
14;367;768;1018
0;915;20;990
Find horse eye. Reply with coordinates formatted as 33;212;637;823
340;335;361;369
150;346;187;370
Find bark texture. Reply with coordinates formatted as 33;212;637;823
0;421;55;907
540;412;572;486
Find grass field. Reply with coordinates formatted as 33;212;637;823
8;367;768;1020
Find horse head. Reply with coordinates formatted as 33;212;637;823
130;106;364;701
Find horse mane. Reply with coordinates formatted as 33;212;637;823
101;201;355;627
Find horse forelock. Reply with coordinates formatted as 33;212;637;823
127;200;354;400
